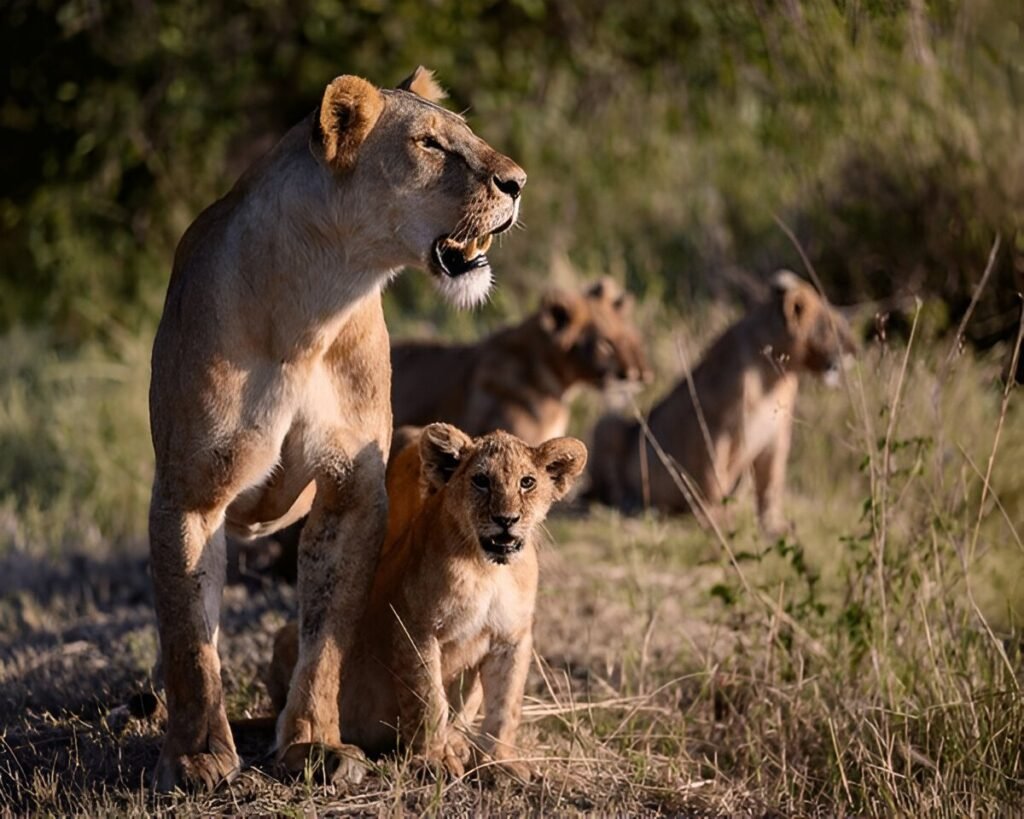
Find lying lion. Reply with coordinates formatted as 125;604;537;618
391;278;651;445
586;272;856;533
147;67;525;790
265;423;587;779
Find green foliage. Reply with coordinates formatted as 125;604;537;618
2;0;1022;341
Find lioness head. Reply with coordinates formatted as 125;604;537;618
771;270;857;378
419;424;587;565
312;66;526;307
539;278;653;388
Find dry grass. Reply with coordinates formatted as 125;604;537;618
1;307;1022;815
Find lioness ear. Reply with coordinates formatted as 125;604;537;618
420;423;474;491
316;75;384;172
771;269;803;293
397;66;448;103
535;437;588;500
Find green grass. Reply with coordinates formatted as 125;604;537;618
0;300;1022;814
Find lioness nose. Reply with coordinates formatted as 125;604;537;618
493;166;526;200
492;514;520;529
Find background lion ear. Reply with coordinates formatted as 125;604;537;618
783;288;811;334
316;75;384;172
397;66;448;103
535;437;588;500
420;423;473;490
540;290;580;337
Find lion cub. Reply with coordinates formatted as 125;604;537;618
587;272;856;533
267;424;587;777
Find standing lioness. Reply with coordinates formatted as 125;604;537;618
266;424;587;779
148;67;525;791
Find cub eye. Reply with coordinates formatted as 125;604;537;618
471;473;490;491
520;476;536;491
418;135;445;152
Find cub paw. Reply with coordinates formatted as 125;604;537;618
278;741;369;786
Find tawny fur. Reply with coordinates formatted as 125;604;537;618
586;272;856;533
266;424;587;779
147;67;526;791
391;278;651;446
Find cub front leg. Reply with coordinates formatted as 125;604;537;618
394;633;464;775
276;443;388;784
478;631;533;780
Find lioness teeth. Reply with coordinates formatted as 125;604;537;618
462;234;493;261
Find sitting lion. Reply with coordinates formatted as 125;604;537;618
586;272;856;533
146;66;526;790
265;423;587;779
391;278;651;445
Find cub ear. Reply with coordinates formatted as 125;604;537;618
397;66;448;103
540;290;580;338
315;75;384;172
420;423;474;491
535;437;588;500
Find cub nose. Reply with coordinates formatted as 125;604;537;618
493;165;527;200
492;514;520;530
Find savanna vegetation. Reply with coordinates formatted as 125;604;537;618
1;0;1022;814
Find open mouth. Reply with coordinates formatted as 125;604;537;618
430;233;494;279
479;532;523;564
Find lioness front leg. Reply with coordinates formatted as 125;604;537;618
276;444;387;784
150;496;239;791
478;632;533;780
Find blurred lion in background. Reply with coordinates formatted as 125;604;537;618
586;271;857;534
391;277;651;446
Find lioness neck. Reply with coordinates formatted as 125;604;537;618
221;121;404;352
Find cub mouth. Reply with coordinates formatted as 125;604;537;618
479;532;524;565
430;233;494;279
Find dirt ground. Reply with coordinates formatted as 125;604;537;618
0;512;740;815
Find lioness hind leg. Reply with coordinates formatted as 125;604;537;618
149;501;239;792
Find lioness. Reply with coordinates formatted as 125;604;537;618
147;67;525;790
265;423;587;779
391;278;651;445
586;272;856;532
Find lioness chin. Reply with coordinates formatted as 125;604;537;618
264;424;587;780
147;66;525;791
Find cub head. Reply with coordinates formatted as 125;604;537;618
419;424;587;565
539;278;653;389
770;270;858;379
311;67;526;308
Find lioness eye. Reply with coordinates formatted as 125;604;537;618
520;476;536;491
471;473;490;491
